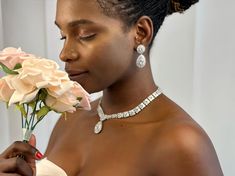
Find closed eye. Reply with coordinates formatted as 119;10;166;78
79;34;96;41
59;34;96;41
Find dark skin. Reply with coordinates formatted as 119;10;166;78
0;0;223;175
0;135;39;176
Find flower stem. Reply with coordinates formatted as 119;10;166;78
24;117;29;129
28;95;40;130
32;115;45;130
21;112;24;128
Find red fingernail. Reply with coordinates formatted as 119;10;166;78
35;151;43;159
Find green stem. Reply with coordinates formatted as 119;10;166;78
29;93;41;130
32;115;45;130
23;104;29;129
24;115;29;129
26;104;29;128
26;104;29;118
21;112;24;128
31;112;35;130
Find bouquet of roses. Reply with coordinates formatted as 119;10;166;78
0;47;90;142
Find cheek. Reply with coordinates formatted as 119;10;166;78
103;34;133;65
79;34;134;93
91;38;133;78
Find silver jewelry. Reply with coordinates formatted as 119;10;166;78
94;88;162;134
136;44;146;68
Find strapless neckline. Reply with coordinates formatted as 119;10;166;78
36;157;68;176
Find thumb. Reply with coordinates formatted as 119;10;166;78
28;134;44;160
29;134;36;147
28;134;38;176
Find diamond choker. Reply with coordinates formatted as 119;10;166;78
94;88;162;134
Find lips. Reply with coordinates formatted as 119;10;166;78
65;69;88;80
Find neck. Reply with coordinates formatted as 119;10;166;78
101;66;157;114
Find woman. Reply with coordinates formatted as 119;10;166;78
0;0;223;175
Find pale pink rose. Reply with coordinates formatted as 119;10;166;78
17;58;60;86
45;82;90;112
45;94;77;113
7;57;90;111
0;47;35;69
6;58;62;105
36;70;69;89
17;58;69;90
46;80;73;97
0;77;14;102
0;48;91;111
5;74;39;105
71;82;91;110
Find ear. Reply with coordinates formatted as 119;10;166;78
134;16;154;48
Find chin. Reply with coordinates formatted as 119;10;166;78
71;74;106;94
78;81;103;95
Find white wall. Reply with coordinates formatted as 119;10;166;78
0;0;234;175
193;0;235;174
0;0;3;49
151;7;196;115
44;0;63;68
0;0;60;152
1;0;46;55
0;0;10;152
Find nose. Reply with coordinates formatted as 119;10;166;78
59;41;79;62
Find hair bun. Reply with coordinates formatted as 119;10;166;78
168;0;199;15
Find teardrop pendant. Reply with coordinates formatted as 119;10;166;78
136;54;146;68
94;121;103;134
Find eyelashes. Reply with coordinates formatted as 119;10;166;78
79;34;96;40
59;34;96;41
60;36;66;40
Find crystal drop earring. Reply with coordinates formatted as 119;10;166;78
136;44;146;68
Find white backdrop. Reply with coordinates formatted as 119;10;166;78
0;0;234;175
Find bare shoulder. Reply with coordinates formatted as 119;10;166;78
149;101;223;176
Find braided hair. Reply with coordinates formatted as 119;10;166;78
97;0;199;46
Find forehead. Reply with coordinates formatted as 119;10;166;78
56;0;119;28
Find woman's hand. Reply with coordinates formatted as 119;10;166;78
0;135;43;176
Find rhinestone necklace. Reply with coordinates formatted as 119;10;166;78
94;88;162;134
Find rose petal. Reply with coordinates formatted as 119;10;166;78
20;89;40;104
0;78;14;102
45;95;76;112
72;82;91;110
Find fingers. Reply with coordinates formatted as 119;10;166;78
0;157;33;176
0;140;39;176
0;141;43;161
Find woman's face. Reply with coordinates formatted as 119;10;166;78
56;0;136;93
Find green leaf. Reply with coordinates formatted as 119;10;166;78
0;62;19;75
38;89;48;101
28;101;36;110
15;104;27;118
13;63;22;70
36;106;50;120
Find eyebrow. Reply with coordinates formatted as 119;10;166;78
55;19;96;29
